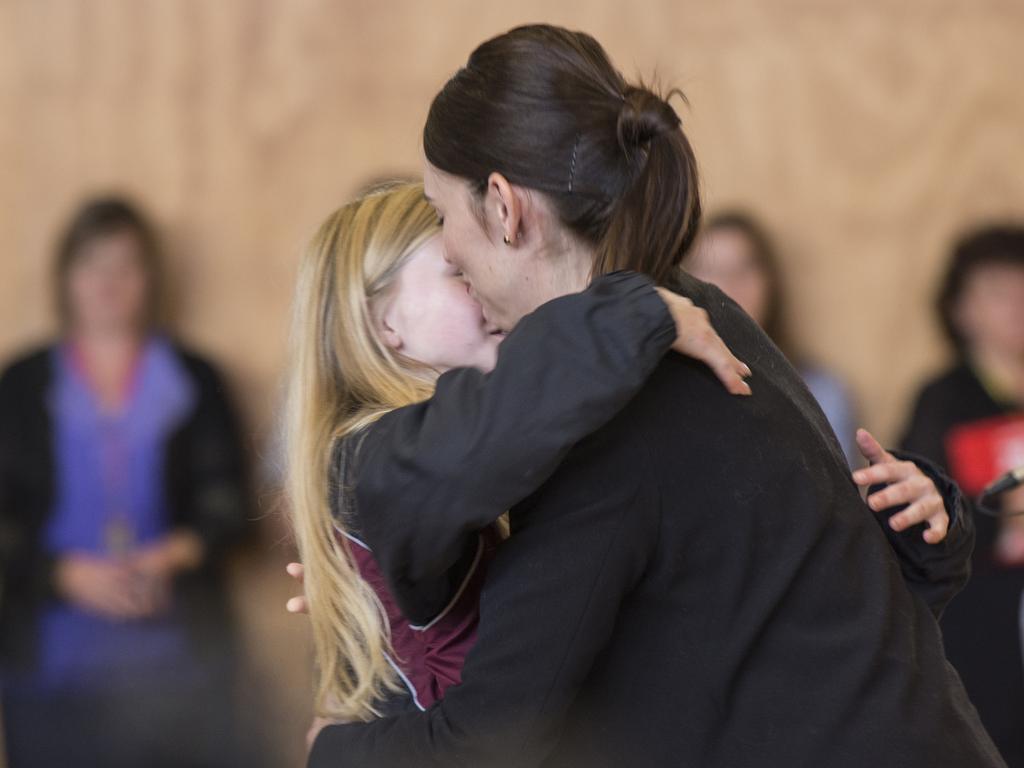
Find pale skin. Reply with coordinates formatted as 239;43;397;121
52;230;203;621
292;166;957;745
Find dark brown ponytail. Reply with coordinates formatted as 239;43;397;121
423;24;702;284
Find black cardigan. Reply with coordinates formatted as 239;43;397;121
0;341;250;671
312;272;999;768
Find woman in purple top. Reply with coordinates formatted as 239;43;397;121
0;198;252;768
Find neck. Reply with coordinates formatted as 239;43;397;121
972;345;1024;402
67;327;144;411
69;327;144;371
71;324;140;349
533;232;592;305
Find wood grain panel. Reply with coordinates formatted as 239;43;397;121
2;2;1023;763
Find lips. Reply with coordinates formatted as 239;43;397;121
483;314;506;337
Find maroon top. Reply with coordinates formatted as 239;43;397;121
341;527;499;709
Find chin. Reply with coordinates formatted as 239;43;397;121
478;346;500;373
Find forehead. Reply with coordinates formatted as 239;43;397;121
694;228;756;267
965;261;1024;286
422;160;439;197
76;229;143;260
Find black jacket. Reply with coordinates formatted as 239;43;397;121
314;272;998;768
0;341;250;671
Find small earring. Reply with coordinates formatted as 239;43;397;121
503;234;511;245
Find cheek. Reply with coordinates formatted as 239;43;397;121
68;270;105;310
435;290;485;341
395;283;479;365
428;292;493;364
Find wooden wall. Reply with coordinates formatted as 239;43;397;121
2;1;1024;763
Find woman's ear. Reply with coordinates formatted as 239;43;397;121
486;172;523;245
374;300;403;351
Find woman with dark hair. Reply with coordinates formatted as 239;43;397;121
902;224;1024;766
305;25;1002;768
685;211;860;466
0;198;251;767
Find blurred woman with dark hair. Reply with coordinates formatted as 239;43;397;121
901;224;1024;766
0;198;250;767
685;211;859;466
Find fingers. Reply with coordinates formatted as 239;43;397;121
852;459;917;490
922;516;949;544
660;291;752;397
886;495;948;537
862;467;949;544
865;473;933;512
97;566;152;619
855;451;952;544
285;563;309;614
93;581;152;620
705;341;753;396
286;595;309;614
854;428;892;466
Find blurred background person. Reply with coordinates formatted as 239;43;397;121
0;198;252;767
900;224;1024;767
684;211;860;466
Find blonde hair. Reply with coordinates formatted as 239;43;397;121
285;182;439;721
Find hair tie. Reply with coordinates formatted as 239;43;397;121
567;133;581;193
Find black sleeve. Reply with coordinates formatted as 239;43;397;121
872;450;974;620
0;358;58;612
0;367;31;596
169;354;251;563
0;366;20;575
351;271;675;624
310;431;658;767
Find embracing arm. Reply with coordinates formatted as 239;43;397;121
313;433;656;767
353;271;687;623
871;453;972;620
853;430;973;620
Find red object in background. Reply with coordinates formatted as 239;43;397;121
945;413;1024;496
